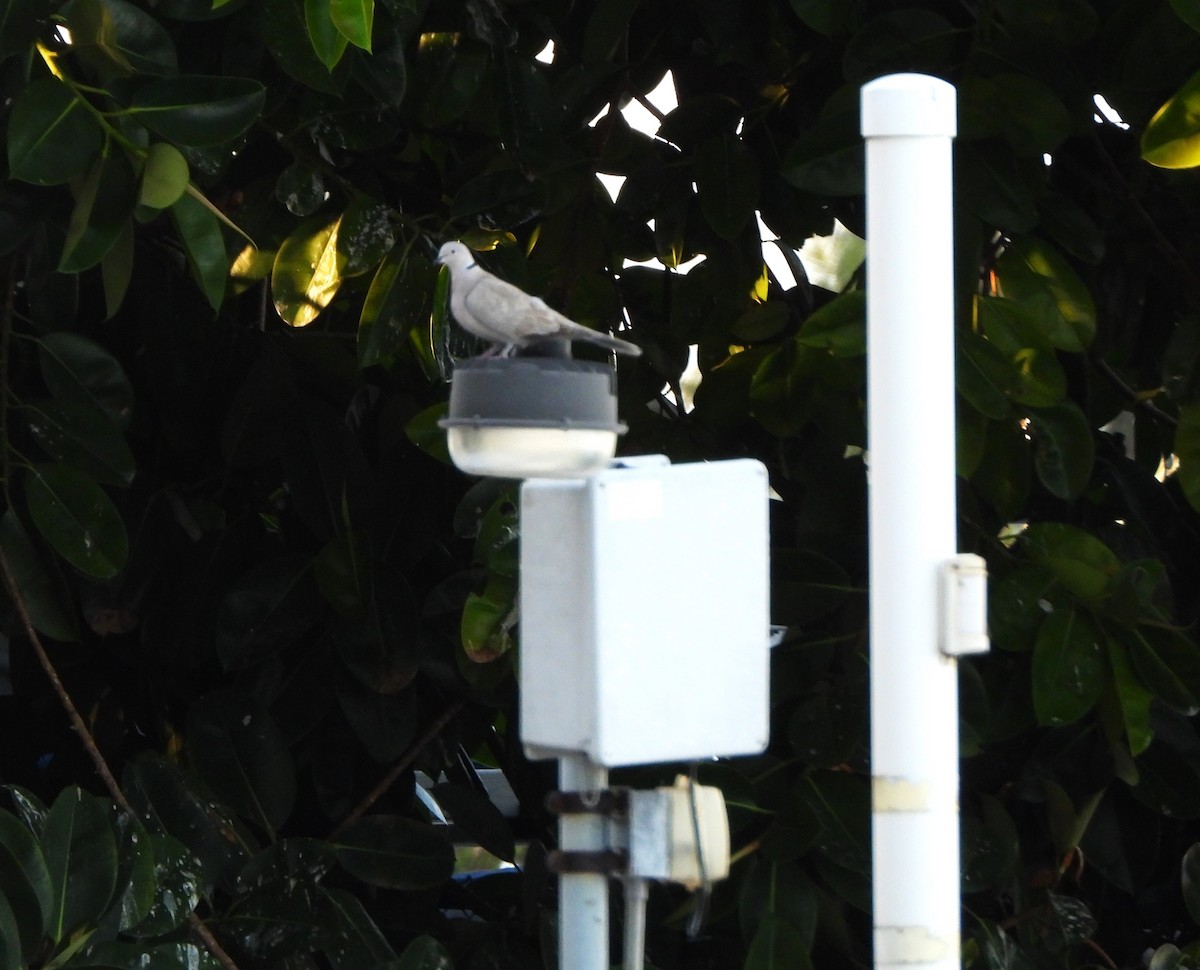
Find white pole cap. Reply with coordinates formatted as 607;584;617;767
861;73;957;138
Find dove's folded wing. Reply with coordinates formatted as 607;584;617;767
463;276;571;342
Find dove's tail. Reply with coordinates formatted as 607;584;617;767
571;327;643;357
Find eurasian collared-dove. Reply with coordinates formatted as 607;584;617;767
436;242;642;358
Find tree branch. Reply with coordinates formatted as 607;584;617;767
329;699;466;840
1093;357;1179;429
0;549;243;970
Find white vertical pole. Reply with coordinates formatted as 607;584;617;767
862;74;960;970
559;754;609;970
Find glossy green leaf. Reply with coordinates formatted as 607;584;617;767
733;301;791;342
1150;944;1186;970
1021;523;1120;600
39;332;134;431
273;216;345;327
65;0;179;76
0;510;78;642
26;398;135;487
745;915;815;970
415;33;487;127
787;0;856;35
42;787;119;942
582;0;642;64
739;860;817;950
139;143;190;209
0;809;52;960
24;464;128;580
320;887;396;968
1027;402;1094;500
330;0;372;50
1043;892;1097;950
1174;403;1200;514
60;152;138;273
78;942;221;970
336;678;416;763
1133;742;1200;819
1183;843;1200;924
1142;69;1200;169
338;197;398;276
694;135;760;241
971;416;1032;520
0;892;18;970
956;144;1039;234
305;0;350;68
431;782;515;862
798;771;870;874
7;77;103;186
988;566;1057;653
334;815;454;890
314;531;370;618
961;795;1019;893
957;330;1013;420
404;402;451;463
995;239;1096;353
186;691;296;834
994;0;1097;46
264;0;353;93
169;193;228;309
1104;638;1152;753
275;160;326;217
333;579;420;694
215;556;322;669
106;816;155;933
842;8;957;81
461;571;517;662
750;342;824;436
1032;608;1105;726
978;297;1067;406
100;221;135;318
796;290;865;356
395;936;454;970
0;0;50;59
961;74;1071;155
1128;626;1200;715
122;753;249;891
129;76;266;146
359;249;434;368
450;170;547;229
1170;0;1200;31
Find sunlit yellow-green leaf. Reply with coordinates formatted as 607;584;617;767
272;216;345;327
330;0;373;51
139;143;190;210
1142;69;1200;169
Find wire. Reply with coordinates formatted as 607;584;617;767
623;877;649;970
685;765;711;938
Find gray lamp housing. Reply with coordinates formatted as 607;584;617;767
440;356;628;478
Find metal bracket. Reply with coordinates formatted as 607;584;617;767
940;553;990;657
547;849;629;875
545;788;628;817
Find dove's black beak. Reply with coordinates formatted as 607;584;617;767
418;235;440;260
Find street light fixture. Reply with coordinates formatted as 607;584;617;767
440;355;627;479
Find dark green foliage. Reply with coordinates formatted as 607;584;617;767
4;1;1200;969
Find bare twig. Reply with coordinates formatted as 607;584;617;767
1093;357;1179;429
0;549;243;970
330;700;466;840
0;548;131;812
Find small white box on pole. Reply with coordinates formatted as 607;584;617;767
519;457;770;767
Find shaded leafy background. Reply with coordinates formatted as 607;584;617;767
5;0;1200;968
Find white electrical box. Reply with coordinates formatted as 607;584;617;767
519;456;771;766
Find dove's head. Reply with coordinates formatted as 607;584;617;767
436;242;476;272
